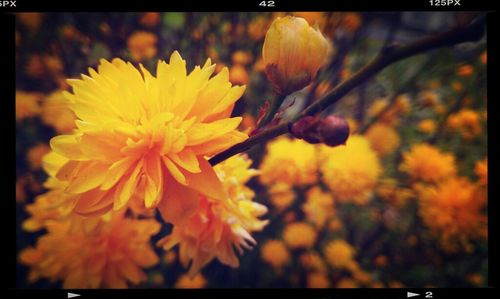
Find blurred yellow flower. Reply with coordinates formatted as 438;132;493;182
457;64;474;77
17;13;44;31
127;31;158;61
283;222;317;249
376;178;414;208
337;278;359;288
232;51;253;65
364;123;400;156
19;214;160;288
300;252;327;273
302;187;335;228
16;178;27;203
319;135;381;205
373;255;388;267
417;119;436;134
341;13;363;33
446;109;482;139
261;239;290;269
229;64;250;85
259;136;318;186
467;273;484;286
400;143;456;183
388;281;405;288
139;12;161;28
163;251;177;265
307;272;331;288
352;269;373;285
175;273;207;288
475;158;487;185
480;51;487;64
25;54;45;78
263;16;332;94
50;52;247;218
268;183;296;211
247;16;270;40
16;90;41;121
418;90;439;107
417;177;487;251
293;12;326;28
40;90;77;134
345;117;358;134
368;95;410;125
328;218;343;231
157;155;268;275
324;239;355;269
26;143;51;170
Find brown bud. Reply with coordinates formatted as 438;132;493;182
318;115;350;147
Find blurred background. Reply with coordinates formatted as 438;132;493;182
16;12;487;288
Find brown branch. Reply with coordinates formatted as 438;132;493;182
209;17;485;166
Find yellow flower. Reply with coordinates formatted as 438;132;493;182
400;143;456;183
232;51;253;65
376;178;414;208
328;218;343;231
418;119;436;134
27;143;51;170
49;52;247;219
467;273;484;286
19;214;160;288
25;54;45;78
336;278;359;288
17;13;44;31
352;269;372;285
418;90;439;107
475;158;487;185
268;183;295;211
300;252;327;273
283;222;317;249
293;12;326;28
262;16;332;94
16;90;41;120
319;135;381;205
247;16;270;41
302;187;335;228
457;64;474;77
341;13;363;33
139;12;161;28
446;109;482;139
163;251;177;265
364;123;400;155
373;255;388;267
40;90;77;134
229;64;250;85
324;239;355;269
480;51;487;64
307;272;331;288
157;155;268;275
261;239;290;269
417;177;487;251
127;31;158;62
175;273;207;288
368;96;410;125
260;136;318;186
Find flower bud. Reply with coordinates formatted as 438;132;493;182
262;16;332;95
318;115;350;147
290;116;321;144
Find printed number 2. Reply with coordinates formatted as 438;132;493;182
425;292;433;298
259;1;275;7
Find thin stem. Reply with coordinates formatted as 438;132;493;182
209;17;485;166
257;93;287;129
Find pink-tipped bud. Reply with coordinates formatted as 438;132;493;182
318;115;350;147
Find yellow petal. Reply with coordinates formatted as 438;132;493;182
162;156;186;185
169;148;200;173
113;160;142;211
65;161;109;194
186;117;242;146
157;178;200;226
50;135;88;160
183;157;227;200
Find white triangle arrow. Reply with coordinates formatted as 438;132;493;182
68;293;81;298
407;292;420;298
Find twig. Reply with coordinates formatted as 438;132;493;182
209;17;485;166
